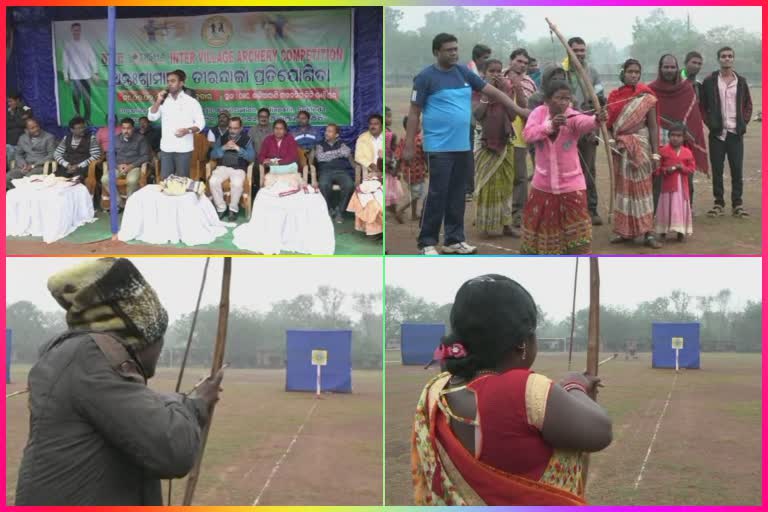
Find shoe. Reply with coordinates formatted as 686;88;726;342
465;193;474;202
610;235;630;244
707;205;725;217
677;232;685;242
420;245;439;255
334;212;344;224
442;242;478;255
227;210;237;222
591;213;604;226
732;206;749;218
644;234;662;249
218;210;227;220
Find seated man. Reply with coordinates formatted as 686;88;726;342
138;116;161;155
54;116;101;182
291;110;319;162
347;113;384;239
6;117;56;190
100;118;150;207
207;110;230;145
315;123;354;223
209;116;254;221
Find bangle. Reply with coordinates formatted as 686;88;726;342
651;153;661;161
563;382;588;394
480;98;489;104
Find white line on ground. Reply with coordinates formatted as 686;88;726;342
251;400;320;505
476;241;518;253
633;372;678;490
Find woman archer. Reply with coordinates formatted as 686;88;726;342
412;275;612;505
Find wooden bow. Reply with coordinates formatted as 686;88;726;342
582;257;601;490
182;257;232;505
546;18;616;223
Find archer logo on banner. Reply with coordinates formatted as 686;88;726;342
312;349;328;397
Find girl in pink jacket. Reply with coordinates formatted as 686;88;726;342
520;81;606;254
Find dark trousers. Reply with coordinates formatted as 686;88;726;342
578;135;598;214
71;79;92;122
466;126;476;194
512;146;529;215
318;169;354;211
54;164;88;183
159;151;193;178
709;132;744;208
418;151;472;248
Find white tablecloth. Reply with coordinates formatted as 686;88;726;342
6;181;95;243
118;185;228;246
233;185;335;254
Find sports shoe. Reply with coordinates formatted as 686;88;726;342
442;242;478;255
420;245;439;255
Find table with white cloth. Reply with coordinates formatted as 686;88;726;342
6;176;96;243
118;184;229;246
233;183;335;254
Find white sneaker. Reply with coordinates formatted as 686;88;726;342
442;242;478;255
420;245;439;255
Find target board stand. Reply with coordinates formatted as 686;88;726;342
312;349;328;398
671;337;684;372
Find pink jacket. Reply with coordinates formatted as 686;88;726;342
523;105;600;194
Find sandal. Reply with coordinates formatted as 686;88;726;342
644;234;662;249
733;206;750;218
610;235;630;244
707;205;725;217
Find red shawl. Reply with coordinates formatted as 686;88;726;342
648;76;709;175
655;143;695;199
606;83;656;130
473;78;513;154
258;133;299;165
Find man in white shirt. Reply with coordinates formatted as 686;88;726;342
62;23;98;123
148;69;205;178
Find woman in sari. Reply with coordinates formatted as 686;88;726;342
412;275;612;505
520;81;606;254
473;59;528;237
607;59;662;249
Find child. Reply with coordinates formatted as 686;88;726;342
654;123;694;241
395;115;427;221
520;81;606;254
384;106;404;223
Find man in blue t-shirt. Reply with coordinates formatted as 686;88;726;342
402;33;529;255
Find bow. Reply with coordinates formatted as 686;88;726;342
167;257;211;505
546;18;616;223
582;257;601;489
182;257;232;505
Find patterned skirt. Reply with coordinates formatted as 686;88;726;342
474;142;515;235
521;188;592;255
613;150;655;238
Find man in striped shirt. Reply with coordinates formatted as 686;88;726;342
54;116;101;182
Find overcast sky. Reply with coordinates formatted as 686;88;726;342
386;257;761;320
6;257;382;322
393;6;762;48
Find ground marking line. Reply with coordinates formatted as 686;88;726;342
251;400;320;505
634;372;678;490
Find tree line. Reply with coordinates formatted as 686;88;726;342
6;286;383;370
386;7;762;87
386;286;761;352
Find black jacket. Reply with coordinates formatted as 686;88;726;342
15;331;208;505
700;71;752;136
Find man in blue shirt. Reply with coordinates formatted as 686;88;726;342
402;33;529;255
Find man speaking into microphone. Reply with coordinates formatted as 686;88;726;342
148;69;206;178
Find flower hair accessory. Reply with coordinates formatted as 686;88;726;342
433;342;468;361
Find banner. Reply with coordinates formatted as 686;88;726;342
52;9;353;127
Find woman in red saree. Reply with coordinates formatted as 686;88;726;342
412;275;612;505
606;59;662;249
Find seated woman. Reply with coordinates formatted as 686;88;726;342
232;119;334;254
258;119;301;188
347;113;384;240
413;275;612;505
